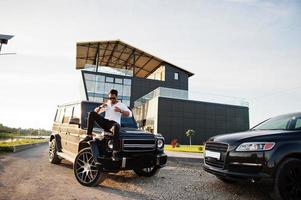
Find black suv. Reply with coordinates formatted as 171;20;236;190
49;101;167;186
203;112;301;200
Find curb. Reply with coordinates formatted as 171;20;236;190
0;142;48;153
167;156;204;164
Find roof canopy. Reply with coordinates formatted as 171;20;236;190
76;40;193;78
0;34;14;44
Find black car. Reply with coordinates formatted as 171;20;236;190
49;101;167;186
203;112;301;200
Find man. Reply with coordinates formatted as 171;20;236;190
85;89;131;160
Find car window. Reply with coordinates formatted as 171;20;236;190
72;104;81;119
54;109;59;122
63;106;73;124
294;118;301;130
58;108;64;123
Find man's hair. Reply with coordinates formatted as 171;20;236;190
109;89;118;96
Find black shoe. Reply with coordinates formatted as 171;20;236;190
112;150;118;161
82;135;93;142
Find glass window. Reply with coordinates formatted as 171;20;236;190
122;100;130;107
105;83;114;94
105;77;114;83
58;108;65;123
96;82;105;94
114;84;123;96
174;72;179;80
55;109;60;122
124;79;132;85
84;73;96;81
294;118;301;130
96;75;105;82
115;78;123;84
85;80;95;93
253;116;290;130
72;104;81;119
123;85;131;97
92;97;103;103
63;106;73;123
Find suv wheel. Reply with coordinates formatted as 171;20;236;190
74;147;106;187
133;166;160;177
272;158;301;200
48;139;62;164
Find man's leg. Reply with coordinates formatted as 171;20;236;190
106;122;121;161
87;111;110;135
110;122;121;151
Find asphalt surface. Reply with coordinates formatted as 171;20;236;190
0;143;272;200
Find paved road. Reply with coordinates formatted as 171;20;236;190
0;144;271;200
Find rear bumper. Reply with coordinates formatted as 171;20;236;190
97;153;167;171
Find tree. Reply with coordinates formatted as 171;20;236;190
185;129;195;146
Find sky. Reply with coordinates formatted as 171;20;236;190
0;0;300;130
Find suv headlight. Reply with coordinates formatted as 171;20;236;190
107;139;113;150
236;142;275;152
157;139;164;149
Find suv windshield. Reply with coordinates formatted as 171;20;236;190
252;114;301;131
82;102;138;129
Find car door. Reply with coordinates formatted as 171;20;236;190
67;104;81;155
60;106;73;154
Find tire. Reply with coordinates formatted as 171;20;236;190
217;176;237;184
133;166;160;177
73;147;106;187
271;158;301;200
48;139;62;164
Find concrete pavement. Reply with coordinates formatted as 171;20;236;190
165;150;204;163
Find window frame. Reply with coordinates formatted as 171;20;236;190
174;72;179;80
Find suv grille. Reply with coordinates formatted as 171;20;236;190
205;142;229;169
122;139;156;152
205;142;228;152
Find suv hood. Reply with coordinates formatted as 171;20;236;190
119;127;156;138
208;129;292;145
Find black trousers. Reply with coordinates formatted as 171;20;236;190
87;111;120;151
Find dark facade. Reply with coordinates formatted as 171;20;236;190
157;97;249;144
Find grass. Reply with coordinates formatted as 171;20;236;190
0;139;47;147
0;133;22;139
164;145;204;153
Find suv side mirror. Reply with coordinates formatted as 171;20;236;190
69;118;80;125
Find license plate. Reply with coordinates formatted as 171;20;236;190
205;150;221;160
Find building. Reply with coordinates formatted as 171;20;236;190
76;40;249;144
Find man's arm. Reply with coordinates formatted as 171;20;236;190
94;103;107;114
114;105;131;117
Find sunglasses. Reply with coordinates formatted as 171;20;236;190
109;97;116;100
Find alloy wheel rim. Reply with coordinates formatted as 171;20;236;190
142;166;154;173
75;150;98;184
48;141;55;160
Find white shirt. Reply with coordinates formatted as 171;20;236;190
103;101;132;125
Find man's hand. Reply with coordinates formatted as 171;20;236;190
95;103;107;113
114;106;122;113
114;106;130;117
